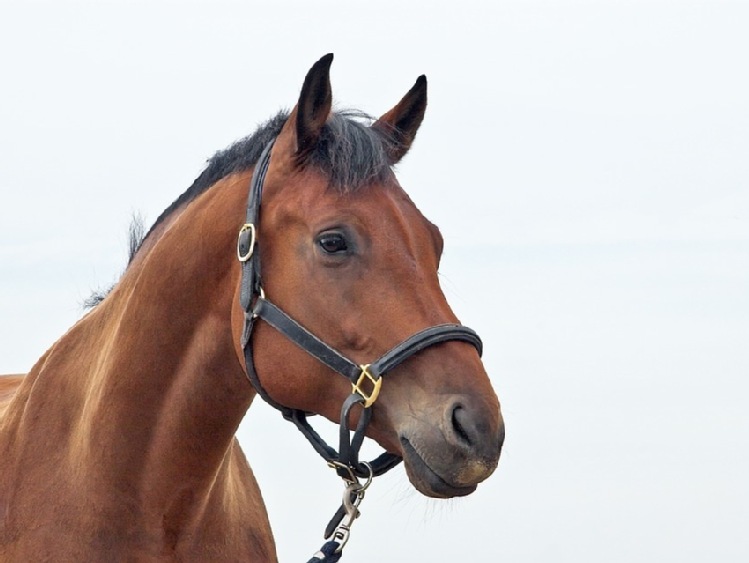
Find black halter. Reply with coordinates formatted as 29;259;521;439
237;139;484;481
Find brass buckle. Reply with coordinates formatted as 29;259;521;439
237;223;256;262
352;364;382;408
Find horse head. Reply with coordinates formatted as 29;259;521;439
233;54;504;499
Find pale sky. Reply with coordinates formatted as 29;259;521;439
1;1;748;561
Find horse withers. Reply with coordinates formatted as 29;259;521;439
0;54;504;561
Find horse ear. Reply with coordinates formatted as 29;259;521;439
295;53;334;158
373;75;427;164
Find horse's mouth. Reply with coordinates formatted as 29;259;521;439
399;436;477;499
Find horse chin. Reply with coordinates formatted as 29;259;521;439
398;436;480;499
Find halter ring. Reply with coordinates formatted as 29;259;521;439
352;365;382;408
237;223;257;262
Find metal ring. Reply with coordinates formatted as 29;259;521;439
251;287;266;319
237;223;256;262
352;365;382;408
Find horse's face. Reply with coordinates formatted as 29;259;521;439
245;55;503;499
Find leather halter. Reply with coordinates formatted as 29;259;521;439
238;139;484;480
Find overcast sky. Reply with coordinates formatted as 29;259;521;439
1;1;747;561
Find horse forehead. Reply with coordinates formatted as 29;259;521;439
320;181;426;226
357;186;440;248
264;165;439;259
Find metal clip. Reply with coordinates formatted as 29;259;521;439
327;462;373;553
331;482;365;552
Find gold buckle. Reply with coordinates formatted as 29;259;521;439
352;364;382;408
237;223;256;262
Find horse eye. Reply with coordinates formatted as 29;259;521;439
317;232;348;254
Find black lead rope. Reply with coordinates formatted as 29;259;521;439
307;542;343;563
237;139;484;559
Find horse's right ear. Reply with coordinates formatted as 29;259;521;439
373;75;428;164
295;53;334;158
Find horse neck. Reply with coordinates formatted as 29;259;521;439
7;173;254;520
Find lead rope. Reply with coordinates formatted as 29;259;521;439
307;396;376;561
307;543;342;563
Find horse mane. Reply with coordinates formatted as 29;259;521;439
136;109;393;262
84;109;394;307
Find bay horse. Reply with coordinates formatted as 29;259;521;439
0;54;504;561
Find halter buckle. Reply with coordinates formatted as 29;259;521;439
237;223;257;262
352;364;381;408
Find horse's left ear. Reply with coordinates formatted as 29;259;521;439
295;53;334;158
373;75;428;164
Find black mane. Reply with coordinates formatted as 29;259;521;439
135;109;394;262
84;108;396;307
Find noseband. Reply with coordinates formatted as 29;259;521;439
237;139;483;555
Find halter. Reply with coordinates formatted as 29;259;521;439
237;139;483;557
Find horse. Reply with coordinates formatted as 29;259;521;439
0;376;23;419
0;54;504;561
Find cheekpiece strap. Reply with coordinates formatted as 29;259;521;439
239;140;275;344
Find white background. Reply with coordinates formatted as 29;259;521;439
1;1;747;561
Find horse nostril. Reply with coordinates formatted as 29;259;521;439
451;404;473;446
